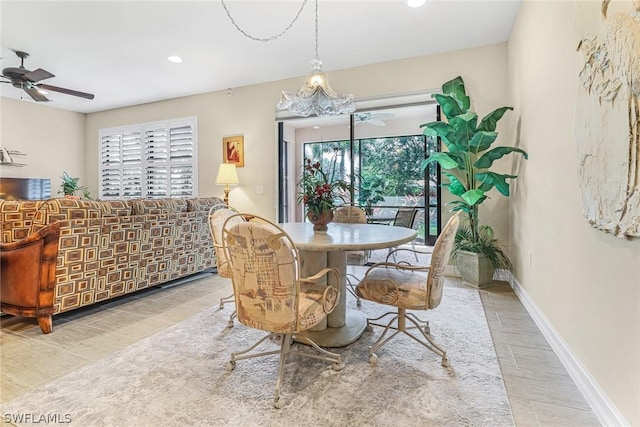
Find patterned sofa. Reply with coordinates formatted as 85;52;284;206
0;197;223;333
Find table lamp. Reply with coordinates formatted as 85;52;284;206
215;163;239;205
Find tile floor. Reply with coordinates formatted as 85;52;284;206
0;256;601;427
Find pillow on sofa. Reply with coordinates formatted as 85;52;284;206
100;200;132;217
31;198;111;234
130;198;188;215
185;197;225;212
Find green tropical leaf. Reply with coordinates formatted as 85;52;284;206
441;76;471;111
475;172;517;197
449;112;478;149
433;94;464;119
474;147;529;169
421;121;451;136
422;122;463;153
478;180;493;192
469;131;497;153
461;189;486;206
478;107;513;132
454;111;478;123
421;152;459;170
445;200;472;213
443;172;466;196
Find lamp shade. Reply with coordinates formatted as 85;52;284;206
215;163;239;185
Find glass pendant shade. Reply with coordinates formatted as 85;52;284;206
277;59;355;117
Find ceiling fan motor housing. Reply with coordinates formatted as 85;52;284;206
3;67;31;88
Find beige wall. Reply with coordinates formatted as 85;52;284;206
508;1;639;425
0;97;86;196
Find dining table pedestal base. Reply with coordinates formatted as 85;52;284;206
298;310;367;347
280;222;417;348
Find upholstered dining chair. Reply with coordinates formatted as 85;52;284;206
355;212;461;367
387;208;420;263
333;205;368;307
208;204;242;327
222;214;343;409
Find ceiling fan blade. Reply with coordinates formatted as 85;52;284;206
24;86;50;102
23;68;55;82
38;84;94;100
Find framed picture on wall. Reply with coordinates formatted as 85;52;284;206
222;135;244;168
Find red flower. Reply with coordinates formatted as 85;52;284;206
297;156;353;215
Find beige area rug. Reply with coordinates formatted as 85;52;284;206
1;286;513;427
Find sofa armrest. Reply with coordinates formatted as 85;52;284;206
0;222;61;333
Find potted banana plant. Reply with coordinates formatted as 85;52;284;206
421;76;528;287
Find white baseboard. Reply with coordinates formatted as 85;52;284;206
502;270;629;427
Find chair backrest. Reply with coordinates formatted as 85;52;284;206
426;212;461;309
208;205;240;278
222;215;300;333
393;208;417;228
333;206;369;265
333;206;367;224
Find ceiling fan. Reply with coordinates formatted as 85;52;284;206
1;50;94;102
354;112;395;127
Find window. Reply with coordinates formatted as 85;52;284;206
302;134;434;243
99;117;198;199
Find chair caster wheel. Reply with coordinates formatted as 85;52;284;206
369;353;378;364
227;320;234;328
331;363;344;371
356;299;362;307
441;357;450;368
226;360;236;371
424;326;431;335
366;325;374;332
273;396;286;409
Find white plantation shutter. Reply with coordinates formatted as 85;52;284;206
122;131;143;197
145;126;169;197
99;117;197;199
169;125;195;197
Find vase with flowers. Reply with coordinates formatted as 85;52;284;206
298;156;352;232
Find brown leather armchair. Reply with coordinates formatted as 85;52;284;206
1;222;61;333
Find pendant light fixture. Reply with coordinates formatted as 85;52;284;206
276;0;355;117
221;0;354;117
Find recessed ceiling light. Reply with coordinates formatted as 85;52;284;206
167;55;183;63
313;126;320;129
407;0;427;7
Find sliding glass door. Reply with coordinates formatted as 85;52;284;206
278;102;441;245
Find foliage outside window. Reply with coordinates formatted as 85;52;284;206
303;134;434;240
303;135;428;208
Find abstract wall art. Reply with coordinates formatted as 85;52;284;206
575;0;640;238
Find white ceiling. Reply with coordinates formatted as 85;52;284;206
0;0;521;114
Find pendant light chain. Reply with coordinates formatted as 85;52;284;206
275;0;355;117
314;0;319;60
220;0;308;42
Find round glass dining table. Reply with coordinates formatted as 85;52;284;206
279;221;417;347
